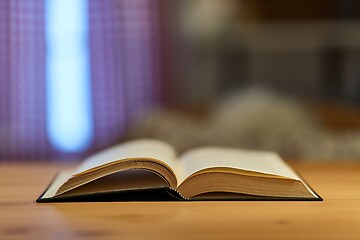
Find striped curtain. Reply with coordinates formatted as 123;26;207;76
0;0;165;161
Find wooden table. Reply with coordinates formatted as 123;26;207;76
1;162;359;240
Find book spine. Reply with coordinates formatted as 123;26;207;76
168;187;189;200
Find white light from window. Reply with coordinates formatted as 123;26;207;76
45;0;93;153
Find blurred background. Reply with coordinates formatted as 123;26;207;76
1;0;360;162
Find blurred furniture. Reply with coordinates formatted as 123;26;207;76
173;0;360;106
1;162;359;239
312;103;360;130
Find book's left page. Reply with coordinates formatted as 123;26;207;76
38;139;183;201
73;139;181;177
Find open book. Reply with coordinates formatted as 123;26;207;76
37;139;321;202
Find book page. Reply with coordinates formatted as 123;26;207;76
42;170;73;198
178;147;300;184
72;139;182;178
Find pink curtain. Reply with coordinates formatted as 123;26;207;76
0;0;165;161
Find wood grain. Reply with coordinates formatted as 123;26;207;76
0;162;359;240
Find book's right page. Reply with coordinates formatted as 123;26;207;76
178;147;319;198
178;147;296;182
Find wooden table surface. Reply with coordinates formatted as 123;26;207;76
0;162;359;240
